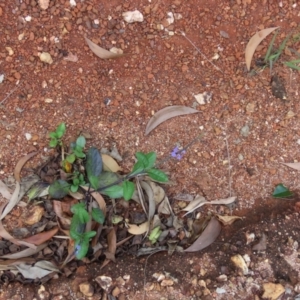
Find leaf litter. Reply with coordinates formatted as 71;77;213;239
0;145;241;283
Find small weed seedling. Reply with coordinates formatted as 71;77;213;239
47;123;168;259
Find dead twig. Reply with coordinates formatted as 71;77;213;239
0;82;22;105
179;31;224;74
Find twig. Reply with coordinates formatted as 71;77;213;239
179;31;224;74
224;134;232;197
0;82;22;105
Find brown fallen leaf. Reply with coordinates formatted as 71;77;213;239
0;243;47;259
0;180;12;200
81;186;106;215
23;227;59;245
100;228;117;269
0;181;20;220
216;215;242;226
145;106;200;135
14;151;38;182
127;221;149;235
101;154;122;172
245;27;279;71
85;37;123;59
184;217;221;252
281;162;300;171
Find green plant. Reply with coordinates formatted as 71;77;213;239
47;124;168;259
49;123;66;148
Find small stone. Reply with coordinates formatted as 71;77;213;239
95;276;112;291
22;206;44;225
160;279;174;286
25;133;32;140
262;283;285;300
45;98;53;103
14;72;21;80
112;287;120;297
79;282;94;297
240;125;250;137
246;102;255;113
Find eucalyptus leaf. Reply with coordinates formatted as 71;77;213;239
86;147;102;177
49;180;70;199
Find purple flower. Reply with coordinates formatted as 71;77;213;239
171;146;186;160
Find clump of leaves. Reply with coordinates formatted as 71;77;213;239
47;123;168;259
49;123;66;147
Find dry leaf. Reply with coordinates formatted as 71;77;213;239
184;218;221;252
23;227;59;245
81;186;106;215
0;243;47;259
216;215;242;226
101;154;122;172
140;181;155;223
100;228;116;269
252;233;267;251
14;151;38;182
182;196;236;217
145;106;200;135
38;0;49;10
0;182;20;220
0;180;12;200
281;162;300;171
245;27;279;71
85;37;123;59
16;262;55;279
127;221;149;235
148;181;165;205
63;52;78;62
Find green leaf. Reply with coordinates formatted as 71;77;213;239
264;30;279;62
130;161;144;176
74;149;86;158
76;136;86;148
89;175;100;190
272;183;293;198
70;184;79;193
79;174;85;182
86;147;102;177
146;169;168;182
49;132;58;139
49;139;58;148
55;123;66;138
122;180;135;201
83;230;97;239
145;152;156;169
284;61;300;71
71;203;90;223
70;214;85;240
136;152;148;168
49;180;70;198
102;185;123;198
91;208;105;224
74;239;89;260
66;154;76;163
97;171;120;188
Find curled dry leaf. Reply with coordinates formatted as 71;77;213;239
216;215;242;226
145;106;200;135
38;0;49;10
182;196;236;217
101;154;122;172
184;217;221;252
16;261;56;280
85;37;123;59
245;27;279;71
127;221;149;235
148;181;165;205
140;181;155;222
281;162;300;171
14;151;38;182
100;228;116;269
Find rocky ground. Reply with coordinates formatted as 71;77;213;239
0;0;300;299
